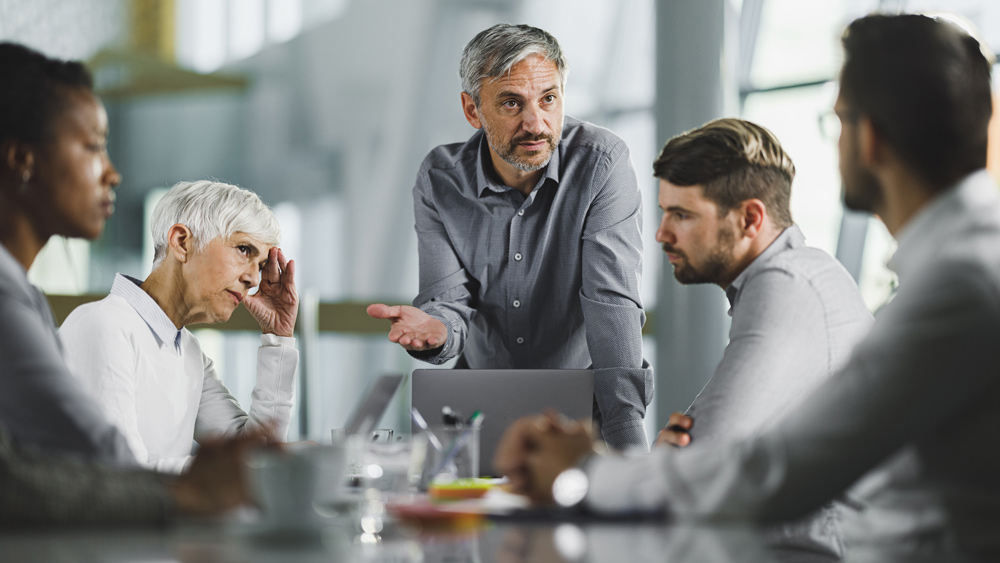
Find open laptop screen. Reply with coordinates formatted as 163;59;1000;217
411;369;593;477
343;373;405;436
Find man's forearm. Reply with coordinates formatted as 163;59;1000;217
593;362;653;451
0;435;173;526
580;292;651;450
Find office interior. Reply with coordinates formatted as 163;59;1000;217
3;0;999;445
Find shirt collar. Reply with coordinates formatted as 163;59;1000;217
887;169;997;281
475;131;562;198
725;225;805;308
110;273;183;353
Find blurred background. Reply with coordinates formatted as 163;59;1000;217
3;0;999;444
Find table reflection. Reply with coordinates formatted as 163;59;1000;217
0;518;985;563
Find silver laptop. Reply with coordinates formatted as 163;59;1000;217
411;369;594;477
343;373;405;436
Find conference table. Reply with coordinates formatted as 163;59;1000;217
0;507;955;563
0;520;772;563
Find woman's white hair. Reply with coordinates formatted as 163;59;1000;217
151;180;281;267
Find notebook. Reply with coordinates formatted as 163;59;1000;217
411;369;594;477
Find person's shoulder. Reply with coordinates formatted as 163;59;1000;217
60;294;140;335
419;132;482;174
741;243;837;295
958;199;1000;260
744;241;871;322
415;132;484;199
0;250;34;302
938;221;1000;300
560;116;628;157
755;245;858;299
767;243;847;278
179;327;209;358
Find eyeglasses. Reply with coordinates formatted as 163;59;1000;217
817;109;859;141
818;110;839;140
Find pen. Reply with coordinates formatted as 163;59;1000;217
411;407;444;451
442;405;463;427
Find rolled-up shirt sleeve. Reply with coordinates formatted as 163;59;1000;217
411;160;476;364
580;141;651;450
195;334;298;443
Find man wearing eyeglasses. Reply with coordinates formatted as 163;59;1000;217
495;13;1000;556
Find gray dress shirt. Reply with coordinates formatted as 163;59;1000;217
586;170;1000;557
688;225;873;443
0;244;135;466
412;116;652;449
685;225;873;558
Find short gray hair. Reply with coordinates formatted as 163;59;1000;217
460;24;569;106
151;180;281;267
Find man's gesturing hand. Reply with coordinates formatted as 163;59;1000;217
367;304;448;351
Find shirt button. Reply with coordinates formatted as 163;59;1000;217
514;253;523;261
516;337;525;344
513;300;521;308
517;209;524;216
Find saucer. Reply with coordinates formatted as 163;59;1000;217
230;493;361;540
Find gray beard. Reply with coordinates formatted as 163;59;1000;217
482;121;557;172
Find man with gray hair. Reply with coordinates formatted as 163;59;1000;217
369;24;652;450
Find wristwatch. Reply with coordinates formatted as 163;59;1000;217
552;454;595;508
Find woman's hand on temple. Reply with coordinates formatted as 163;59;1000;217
244;247;298;337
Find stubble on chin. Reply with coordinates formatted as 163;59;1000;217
483;122;558;173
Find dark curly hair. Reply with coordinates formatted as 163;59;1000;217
0;42;94;146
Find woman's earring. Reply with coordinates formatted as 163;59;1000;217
19;170;30;195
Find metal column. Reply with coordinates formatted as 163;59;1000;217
653;0;740;423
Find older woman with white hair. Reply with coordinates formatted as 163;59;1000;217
59;180;299;473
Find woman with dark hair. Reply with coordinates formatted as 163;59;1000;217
0;41;134;465
0;43;256;524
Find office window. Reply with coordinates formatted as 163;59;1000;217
175;0;304;72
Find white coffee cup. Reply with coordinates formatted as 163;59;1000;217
248;443;347;533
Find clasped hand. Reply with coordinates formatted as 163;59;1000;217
493;411;596;505
654;412;693;447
